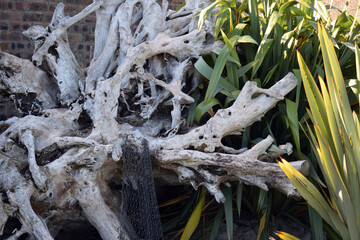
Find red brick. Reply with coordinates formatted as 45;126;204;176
0;2;13;10
85;34;92;41
67;0;82;4
45;13;53;22
0;22;8;31
0;33;8;41
16;43;25;49
10;23;21;31
8;32;21;41
28;2;47;11
65;4;83;14
0;0;180;67
71;34;82;42
15;3;25;10
49;4;57;11
23;13;43;22
0;43;9;51
2;11;22;22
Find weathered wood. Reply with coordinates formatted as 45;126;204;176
0;0;307;239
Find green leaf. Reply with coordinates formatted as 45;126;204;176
186;92;200;127
257;189;267;214
215;6;228;38
231;23;247;37
279;159;350;239
195;98;222;122
212;47;241;65
180;191;205;240
198;1;218;31
308;205;324;240
226;63;239;89
262;64;278;86
205;46;230;103
286;99;301;158
209;207;224;240
236;183;242;216
223;186;233;240
319;22;360;176
281;29;295;44
262;11;282;42
175;2;186;12
194;56;238;92
221;30;240;65
249;11;281;80
237;35;258;45
297;52;330;144
354;44;360;105
237;60;259;79
251;39;273;80
315;0;329;22
248;0;260;43
279;1;299;14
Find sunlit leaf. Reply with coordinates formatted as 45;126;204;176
275;231;301;240
197;1;219;31
180;191;205;240
256;207;267;240
279;159;350;239
237;35;258;45
286;99;301;158
215;6;229;39
221;30;240;64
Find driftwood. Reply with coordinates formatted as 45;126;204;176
0;0;308;239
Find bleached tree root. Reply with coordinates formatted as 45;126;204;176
0;0;307;239
155;137;308;202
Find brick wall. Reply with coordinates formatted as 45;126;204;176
0;0;184;67
0;0;96;67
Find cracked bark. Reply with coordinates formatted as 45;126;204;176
0;0;308;239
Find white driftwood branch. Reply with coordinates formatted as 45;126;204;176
0;0;308;239
150;73;302;202
155;136;308;202
154;73;297;153
22;2;93;105
0;52;57;109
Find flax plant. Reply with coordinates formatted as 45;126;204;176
279;22;360;240
171;1;360;239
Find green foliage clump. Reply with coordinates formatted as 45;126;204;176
162;1;360;239
280;22;360;240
